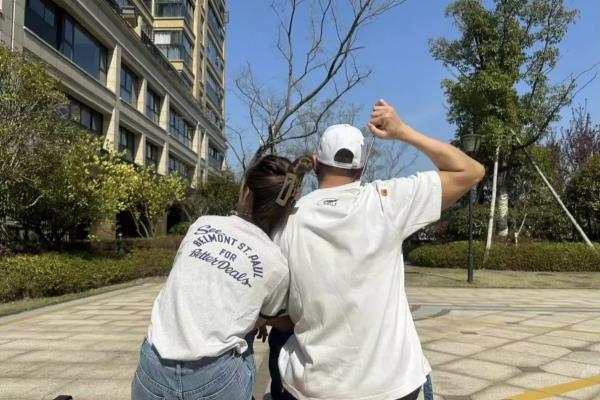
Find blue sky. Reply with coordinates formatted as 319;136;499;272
224;0;600;172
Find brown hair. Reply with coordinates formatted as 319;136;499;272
242;154;314;235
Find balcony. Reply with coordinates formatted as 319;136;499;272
106;0;139;27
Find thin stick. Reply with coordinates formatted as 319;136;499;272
360;135;376;182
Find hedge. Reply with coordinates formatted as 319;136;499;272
0;248;177;303
66;235;184;256
408;241;600;272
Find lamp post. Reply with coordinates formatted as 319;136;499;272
461;134;481;284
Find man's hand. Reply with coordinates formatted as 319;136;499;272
368;99;412;141
257;325;268;343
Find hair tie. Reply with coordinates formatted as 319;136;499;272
275;172;298;206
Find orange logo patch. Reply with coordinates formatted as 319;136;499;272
380;188;388;197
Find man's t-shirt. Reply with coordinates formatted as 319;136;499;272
273;171;442;400
148;215;289;361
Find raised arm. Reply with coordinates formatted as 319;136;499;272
368;99;485;210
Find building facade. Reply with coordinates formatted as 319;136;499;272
0;0;227;185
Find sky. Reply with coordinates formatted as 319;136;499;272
224;0;600;173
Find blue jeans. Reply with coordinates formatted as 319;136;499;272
131;339;256;400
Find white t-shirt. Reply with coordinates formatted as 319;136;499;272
273;171;442;400
148;215;289;361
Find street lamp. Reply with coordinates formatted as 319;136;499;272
461;134;481;284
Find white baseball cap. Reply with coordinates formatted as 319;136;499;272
317;124;366;170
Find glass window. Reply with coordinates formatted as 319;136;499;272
155;0;194;27
146;88;161;124
207;4;223;41
25;0;58;48
206;72;222;108
146;142;160;170
207;36;223;75
169;108;194;148
119;127;136;162
154;30;192;67
65;97;103;135
179;72;193;92
168;155;192;182
120;65;138;105
26;1;107;82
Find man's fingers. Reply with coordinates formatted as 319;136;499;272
379;99;389;107
370;110;385;118
368;123;385;138
370;116;384;126
375;98;386;107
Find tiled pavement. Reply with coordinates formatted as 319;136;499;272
1;283;600;400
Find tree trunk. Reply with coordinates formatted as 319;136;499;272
484;146;499;263
496;170;509;237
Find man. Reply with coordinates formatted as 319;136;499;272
272;99;485;400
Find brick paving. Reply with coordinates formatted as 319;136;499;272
1;283;600;400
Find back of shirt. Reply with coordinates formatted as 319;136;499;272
273;171;442;400
148;215;289;361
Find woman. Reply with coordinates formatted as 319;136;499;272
131;154;313;400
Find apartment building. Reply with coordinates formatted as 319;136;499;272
0;0;227;185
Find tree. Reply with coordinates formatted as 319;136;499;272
553;104;600;185
182;172;241;219
230;0;405;170
121;166;186;238
0;46;135;247
565;155;600;240
430;0;586;241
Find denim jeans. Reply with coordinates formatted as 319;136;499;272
131;339;255;400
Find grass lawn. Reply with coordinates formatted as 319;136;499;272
0;276;165;319
406;265;600;288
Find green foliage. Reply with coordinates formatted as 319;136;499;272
0;47;187;245
183;172;240;219
408;241;600;272
169;222;192;235
436;205;491;241
0;248;176;303
565;155;600;239
430;0;577;158
121;166;186;237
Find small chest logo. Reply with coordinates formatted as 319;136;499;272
317;198;338;207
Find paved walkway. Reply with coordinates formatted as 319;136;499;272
1;283;600;400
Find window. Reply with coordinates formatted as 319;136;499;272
207;4;223;41
206;72;222;108
206;36;223;75
208;145;222;161
25;0;58;47
25;0;108;82
154;30;192;67
146;142;160;170
146;88;161;124
65;97;103;134
119;127;136;162
206;106;221;129
120;65;138;105
155;0;194;28
168;155;192;182
179;72;193;92
169;108;194;148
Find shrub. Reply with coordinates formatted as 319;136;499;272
408;241;600;272
169;222;192;235
66;235;184;257
0;248;176;303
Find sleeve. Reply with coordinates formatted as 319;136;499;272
260;265;290;320
379;171;442;239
